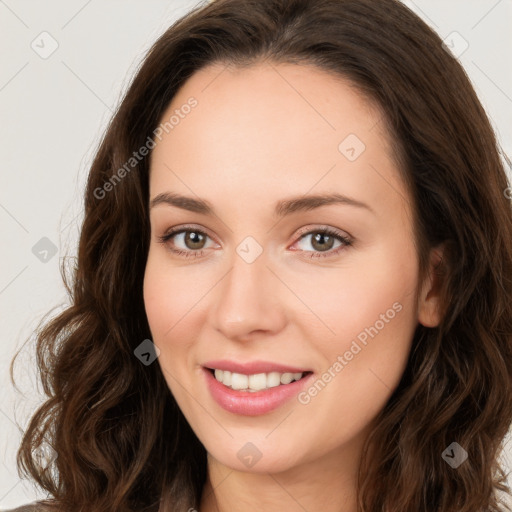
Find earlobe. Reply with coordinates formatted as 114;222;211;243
417;245;446;328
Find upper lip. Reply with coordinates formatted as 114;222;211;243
203;359;312;375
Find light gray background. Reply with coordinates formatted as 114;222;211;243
1;0;511;509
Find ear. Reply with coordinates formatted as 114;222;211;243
417;244;446;328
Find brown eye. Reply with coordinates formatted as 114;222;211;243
309;232;336;252
183;231;207;250
157;227;216;258
292;227;353;259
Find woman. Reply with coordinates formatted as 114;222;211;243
8;0;512;510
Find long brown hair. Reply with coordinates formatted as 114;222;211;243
11;0;512;511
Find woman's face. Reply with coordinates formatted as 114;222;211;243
144;62;438;474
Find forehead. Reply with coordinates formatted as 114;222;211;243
149;61;407;217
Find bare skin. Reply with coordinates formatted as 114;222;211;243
143;61;443;512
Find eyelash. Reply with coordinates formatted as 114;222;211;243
157;225;353;259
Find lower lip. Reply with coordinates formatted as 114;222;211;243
203;367;314;416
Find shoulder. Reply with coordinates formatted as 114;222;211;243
2;502;57;512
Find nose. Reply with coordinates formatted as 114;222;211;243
210;248;287;341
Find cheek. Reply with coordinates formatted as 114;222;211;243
295;300;415;448
143;248;215;388
143;254;195;399
287;246;418;352
143;249;204;338
143;252;193;378
143;260;175;338
308;262;418;423
294;245;418;404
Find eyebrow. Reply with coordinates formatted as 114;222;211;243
149;191;375;217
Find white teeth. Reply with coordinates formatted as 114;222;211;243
231;373;249;390
248;373;267;391
212;369;305;390
267;372;281;388
280;373;293;384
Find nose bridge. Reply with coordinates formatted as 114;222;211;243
211;239;285;338
220;243;270;313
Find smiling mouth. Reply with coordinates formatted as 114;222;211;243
206;367;313;392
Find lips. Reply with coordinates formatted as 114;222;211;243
202;360;315;415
